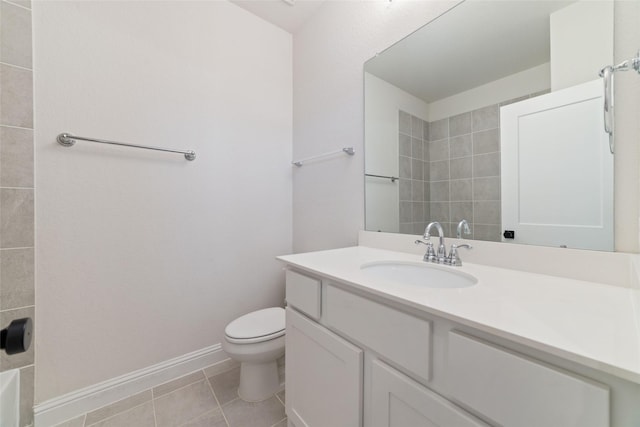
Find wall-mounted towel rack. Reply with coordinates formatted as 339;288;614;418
365;173;398;182
57;133;196;161
292;147;355;167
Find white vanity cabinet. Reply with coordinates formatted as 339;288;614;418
283;267;633;427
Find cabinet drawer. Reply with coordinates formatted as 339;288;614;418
447;331;609;427
371;359;488;427
286;270;321;320
325;285;432;381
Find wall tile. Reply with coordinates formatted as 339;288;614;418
0;64;33;128
399;110;411;135
411;115;423;139
429;202;450;223
429;118;448;141
413;221;427;235
399;156;411;179
474;201;501;225
411;201;424;223
0;248;34;310
399;223;413;234
450;156;472;180
450;179;472;201
429;160;449;181
449;112;471;137
0;305;34;369
472;104;499;131
411;137;423;159
473;176;500;201
0;188;34;248
411;180;424;202
429;139;449;162
0;126;33;188
450;134;472;158
473;128;500;154
474;224;502;242
411;158;423;180
1;1;32;69
399;178;411;201
430;181;449;202
422;140;430;162
19;364;34;426
399;201;412;223
423;181;430;202
422;120;429;141
84;390;152;426
473;152;500;178
451;202;473;224
399;133;411;156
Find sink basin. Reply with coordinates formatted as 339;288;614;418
360;261;477;288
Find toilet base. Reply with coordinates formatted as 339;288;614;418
238;360;281;402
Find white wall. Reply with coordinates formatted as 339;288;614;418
33;1;292;402
550;0;614;91
293;0;461;253
364;72;429;232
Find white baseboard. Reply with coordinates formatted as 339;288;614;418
34;344;226;427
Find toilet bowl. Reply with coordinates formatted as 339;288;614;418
222;307;285;402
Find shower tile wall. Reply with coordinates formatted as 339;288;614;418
399;105;502;242
398;111;429;235
399;93;547;241
0;1;35;426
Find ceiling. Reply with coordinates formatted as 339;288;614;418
230;0;326;33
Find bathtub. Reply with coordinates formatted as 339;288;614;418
0;369;20;427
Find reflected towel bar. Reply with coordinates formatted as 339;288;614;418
292;147;355;167
365;173;398;182
57;133;196;161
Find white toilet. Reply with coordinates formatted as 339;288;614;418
222;307;285;402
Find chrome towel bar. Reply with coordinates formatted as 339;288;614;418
365;173;398;182
292;147;355;167
57;133;196;161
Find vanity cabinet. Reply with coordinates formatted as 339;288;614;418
284;268;622;427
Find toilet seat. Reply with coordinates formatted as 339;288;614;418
225;307;285;344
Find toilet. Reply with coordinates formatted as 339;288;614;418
222;307;285;402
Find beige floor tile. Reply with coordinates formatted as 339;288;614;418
222;396;285;427
203;359;239;378
154;370;205;398
271;418;288;427
207;367;240;406
87;401;155;427
154;379;218;427
84;390;151;426
52;414;85;427
180;408;228;427
276;390;285;406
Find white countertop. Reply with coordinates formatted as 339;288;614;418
277;246;640;384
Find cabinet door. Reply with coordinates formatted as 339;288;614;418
371;360;488;427
286;307;363;427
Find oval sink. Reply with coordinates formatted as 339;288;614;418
360;261;477;288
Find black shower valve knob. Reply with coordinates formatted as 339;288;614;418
1;317;33;355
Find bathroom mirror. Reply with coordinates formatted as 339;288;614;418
364;0;617;251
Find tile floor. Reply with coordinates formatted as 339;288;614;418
53;359;287;427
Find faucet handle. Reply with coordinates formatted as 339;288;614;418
447;243;472;266
415;240;436;262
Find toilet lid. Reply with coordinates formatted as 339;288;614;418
225;307;285;341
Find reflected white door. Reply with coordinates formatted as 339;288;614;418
500;79;613;250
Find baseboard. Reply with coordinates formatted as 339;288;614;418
34;344;226;427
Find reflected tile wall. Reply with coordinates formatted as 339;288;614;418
399;92;545;242
0;1;35;426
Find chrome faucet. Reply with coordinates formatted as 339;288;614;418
456;219;471;239
415;220;473;266
424;222;447;263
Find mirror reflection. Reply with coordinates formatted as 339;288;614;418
364;0;615;251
